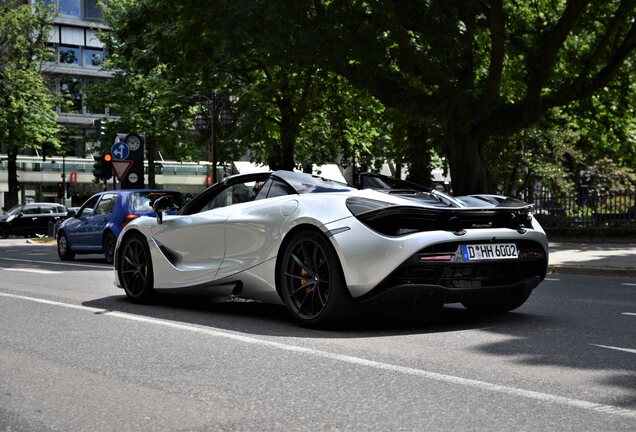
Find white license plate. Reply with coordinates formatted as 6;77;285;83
460;243;518;261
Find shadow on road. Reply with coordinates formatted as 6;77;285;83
82;292;543;338
83;281;636;409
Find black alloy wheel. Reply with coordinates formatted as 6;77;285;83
119;233;155;303
57;232;75;261
0;223;10;239
103;232;116;264
280;231;352;326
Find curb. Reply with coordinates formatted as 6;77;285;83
548;265;636;278
25;238;56;245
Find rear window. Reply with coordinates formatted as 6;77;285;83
130;192;186;212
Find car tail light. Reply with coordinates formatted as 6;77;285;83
418;254;453;262
121;214;139;228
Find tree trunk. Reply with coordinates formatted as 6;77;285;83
446;127;489;195
404;122;432;188
279;127;296;170
6;148;19;210
269;96;298;171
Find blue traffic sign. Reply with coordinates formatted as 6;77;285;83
111;141;130;160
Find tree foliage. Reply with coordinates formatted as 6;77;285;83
0;0;60;207
85;63;201;188
105;0;396;179
283;0;636;193
105;0;635;193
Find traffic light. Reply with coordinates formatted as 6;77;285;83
93;153;113;181
57;182;64;198
102;152;113;180
66;182;75;199
93;155;104;180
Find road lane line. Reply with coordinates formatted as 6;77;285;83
1;290;635;420
0;256;109;269
621;283;636;286
2;268;62;275
622;312;636;316
590;344;636;355
544;278;560;281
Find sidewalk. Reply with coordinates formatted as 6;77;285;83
549;241;636;277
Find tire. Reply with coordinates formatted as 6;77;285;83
57;231;75;261
103;232;116;264
279;230;353;327
461;285;533;313
0;223;10;239
118;233;156;303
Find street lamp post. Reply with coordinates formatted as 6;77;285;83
194;92;233;185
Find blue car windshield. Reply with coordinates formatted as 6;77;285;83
130;192;185;212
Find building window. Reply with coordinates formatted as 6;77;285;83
58;0;81;18
84;48;104;67
84;80;106;114
34;0;107;21
84;0;105;20
35;0;55;11
59;46;82;66
60;79;82;113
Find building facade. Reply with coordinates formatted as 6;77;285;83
35;0;114;152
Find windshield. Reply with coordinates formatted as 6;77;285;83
273;171;354;194
5;205;24;216
130;192;186;212
360;174;429;192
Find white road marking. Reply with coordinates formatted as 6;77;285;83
1;291;635;420
622;312;636;317
590;344;636;355
0;256;108;269
621;283;636;286
2;268;61;275
545;278;560;281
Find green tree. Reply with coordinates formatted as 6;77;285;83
85;64;199;188
104;1;636;194
0;1;60;208
105;0;393;176
289;0;636;193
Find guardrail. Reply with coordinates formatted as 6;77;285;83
531;189;636;228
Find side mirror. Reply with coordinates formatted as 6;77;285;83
152;196;173;225
66;209;76;218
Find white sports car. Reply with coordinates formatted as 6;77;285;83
114;171;548;326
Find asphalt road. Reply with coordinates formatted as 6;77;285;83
0;239;635;431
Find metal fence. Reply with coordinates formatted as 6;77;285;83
529;188;636;228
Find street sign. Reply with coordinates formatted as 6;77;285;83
111;141;130;160
112;160;134;181
116;131;145;189
128;172;139;184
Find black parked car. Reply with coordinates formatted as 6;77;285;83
0;203;70;239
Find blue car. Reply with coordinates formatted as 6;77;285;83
57;189;185;263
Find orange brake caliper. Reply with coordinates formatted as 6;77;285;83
301;268;312;294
